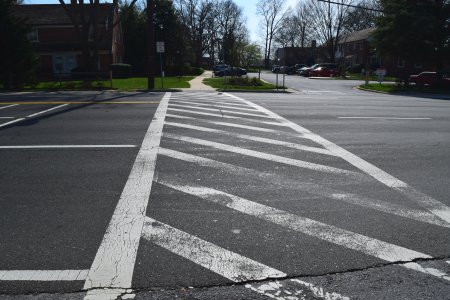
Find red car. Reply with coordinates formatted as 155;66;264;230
409;72;450;87
309;66;340;77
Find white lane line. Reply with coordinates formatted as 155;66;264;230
246;280;350;300
163;133;361;177
171;100;259;112
166;113;196;120
158;148;450;228
338;117;431;120
142;217;286;282
169;103;273;118
83;92;171;299
164;121;335;156
0;118;26;128
0;145;137;149
157;180;432;263
27;104;69;118
0;104;19;110
0;270;88;281
224;93;450;226
168;107;241;119
403;263;450;282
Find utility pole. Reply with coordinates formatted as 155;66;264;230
147;0;155;89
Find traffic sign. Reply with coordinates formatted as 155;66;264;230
156;42;165;53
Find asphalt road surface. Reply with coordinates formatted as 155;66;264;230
0;86;449;300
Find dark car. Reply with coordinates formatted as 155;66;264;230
213;64;230;75
298;63;337;77
309;66;340;77
271;65;280;73
215;67;247;77
280;66;296;75
409;72;450;87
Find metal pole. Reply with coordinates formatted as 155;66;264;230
160;52;164;89
283;73;285;92
276;70;279;90
147;0;155;90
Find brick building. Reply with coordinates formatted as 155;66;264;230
13;4;123;77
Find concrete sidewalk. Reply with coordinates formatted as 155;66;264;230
181;70;216;91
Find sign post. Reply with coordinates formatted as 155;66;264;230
375;68;386;84
156;41;165;89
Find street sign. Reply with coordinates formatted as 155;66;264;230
375;68;386;76
156;41;165;53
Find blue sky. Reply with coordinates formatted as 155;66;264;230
23;0;299;42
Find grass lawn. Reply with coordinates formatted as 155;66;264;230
19;76;195;91
359;83;450;94
203;77;281;90
344;73;398;82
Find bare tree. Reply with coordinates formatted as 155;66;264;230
307;0;354;62
215;0;247;65
342;0;382;33
256;0;288;67
175;0;215;67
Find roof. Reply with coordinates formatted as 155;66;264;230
12;4;114;26
339;27;376;44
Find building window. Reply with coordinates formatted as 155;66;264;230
397;57;406;68
27;28;38;42
53;55;77;74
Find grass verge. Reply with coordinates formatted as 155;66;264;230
18;76;195;91
203;76;280;91
359;83;450;94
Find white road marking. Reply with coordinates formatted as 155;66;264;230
403;263;450;282
246;280;350;300
0;270;88;281
164;121;335;156
83;92;171;300
338;117;431;120
0;118;26;128
163;133;361;177
158;148;450;228
157;180;432;263
165;113;196;120
209;121;304;135
0;117;15;119
0;145;137;149
169;103;273;118
27;104;69;118
168;107;241;119
0;104;19;110
170;100;260;111
224;93;450;226
142;217;286;282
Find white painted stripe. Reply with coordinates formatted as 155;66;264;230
27;104;68;117
142;217;286;282
157;180;432;262
224;93;450;225
168;107;241;119
338;117;431;120
0;118;26;128
0;117;14;119
163;133;360;177
169;103;273;118
403;263;450;282
165;113;196;120
209;121;302;135
158;148;450;228
83;92;171;299
0;104;19;110
164;121;335;156
0;145;137;149
171;100;259;112
291;279;351;300
246;280;350;300
0;270;88;281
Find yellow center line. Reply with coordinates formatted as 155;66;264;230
0;101;161;105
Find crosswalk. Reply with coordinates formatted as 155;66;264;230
1;92;449;299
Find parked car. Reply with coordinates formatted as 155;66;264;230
409;72;450;87
297;63;337;77
213;64;229;75
215;67;247;77
280;66;296;75
271;65;280;73
309;66;340;77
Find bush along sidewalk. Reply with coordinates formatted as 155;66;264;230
203;76;283;91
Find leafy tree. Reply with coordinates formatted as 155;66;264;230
374;0;450;72
0;0;37;88
342;0;381;33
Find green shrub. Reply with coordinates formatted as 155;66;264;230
111;63;131;79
